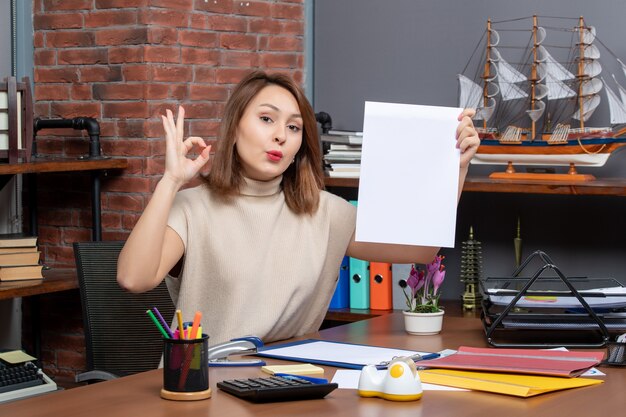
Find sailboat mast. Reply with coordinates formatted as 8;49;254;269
577;16;585;130
530;15;538;139
483;18;492;131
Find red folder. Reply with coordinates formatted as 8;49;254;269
416;346;604;377
369;262;392;310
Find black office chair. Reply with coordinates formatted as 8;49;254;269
73;241;176;383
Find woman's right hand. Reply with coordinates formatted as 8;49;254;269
161;105;212;188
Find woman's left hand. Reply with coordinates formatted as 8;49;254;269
456;109;480;169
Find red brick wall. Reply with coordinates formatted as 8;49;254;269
29;0;305;386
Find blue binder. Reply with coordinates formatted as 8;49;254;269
349;257;370;309
329;256;350;309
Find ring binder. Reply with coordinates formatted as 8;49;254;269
480;250;626;348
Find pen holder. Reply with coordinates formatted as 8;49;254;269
603;341;626;366
161;334;211;401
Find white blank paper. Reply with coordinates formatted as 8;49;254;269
356;102;461;248
331;369;468;391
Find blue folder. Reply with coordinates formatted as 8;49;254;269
329;256;350;309
255;339;439;370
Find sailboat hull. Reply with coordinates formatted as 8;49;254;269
473;138;626;166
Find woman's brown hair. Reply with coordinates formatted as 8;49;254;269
205;71;324;214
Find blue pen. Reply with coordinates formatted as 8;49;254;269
275;373;329;384
152;307;175;339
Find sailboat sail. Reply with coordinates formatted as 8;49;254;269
603;78;626;124
474;97;496;121
618;58;626;83
543;73;576;100
458;74;483;109
572;25;603;122
458;74;497;122
526;100;546;122
612;73;626;105
537;46;576;82
492;48;529;101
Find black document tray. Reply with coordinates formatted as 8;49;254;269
480;251;626;348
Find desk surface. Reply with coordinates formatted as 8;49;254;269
0;269;78;300
1;309;623;417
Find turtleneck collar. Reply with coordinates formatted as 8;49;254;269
240;175;283;197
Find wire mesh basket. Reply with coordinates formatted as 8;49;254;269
602;342;626;366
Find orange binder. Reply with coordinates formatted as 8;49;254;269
369;262;392;310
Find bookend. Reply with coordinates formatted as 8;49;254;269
480;250;613;348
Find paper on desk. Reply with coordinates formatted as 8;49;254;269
355;102;462;248
257;340;432;369
331;369;467;391
0;350;36;364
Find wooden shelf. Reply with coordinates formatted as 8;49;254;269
0;157;128;176
0;268;78;300
325;176;626;196
463;176;626;196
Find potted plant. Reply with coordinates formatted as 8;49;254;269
401;255;446;335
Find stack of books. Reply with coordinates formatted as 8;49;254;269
321;130;363;178
0;234;43;281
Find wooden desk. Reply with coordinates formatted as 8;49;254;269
2;308;622;417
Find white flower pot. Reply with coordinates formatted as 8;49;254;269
402;310;444;335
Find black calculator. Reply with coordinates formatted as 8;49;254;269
217;374;338;403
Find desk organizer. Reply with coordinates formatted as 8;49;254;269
480;251;626;348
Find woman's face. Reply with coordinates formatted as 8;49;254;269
235;85;303;181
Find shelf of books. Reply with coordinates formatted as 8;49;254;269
0;234;43;283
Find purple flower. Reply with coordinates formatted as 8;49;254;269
406;265;425;297
426;255;443;274
432;269;446;295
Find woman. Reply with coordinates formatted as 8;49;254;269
117;71;479;345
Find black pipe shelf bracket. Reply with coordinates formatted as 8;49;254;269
33;117;109;160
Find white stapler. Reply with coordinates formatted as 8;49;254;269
208;336;266;367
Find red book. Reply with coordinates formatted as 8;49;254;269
416;346;604;377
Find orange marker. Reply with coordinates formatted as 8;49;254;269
189;311;202;340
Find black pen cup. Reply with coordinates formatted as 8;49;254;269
161;334;211;401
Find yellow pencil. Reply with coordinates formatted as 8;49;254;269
176;309;185;339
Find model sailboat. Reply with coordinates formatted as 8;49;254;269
459;16;626;180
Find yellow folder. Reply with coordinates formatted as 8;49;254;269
418;369;603;397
